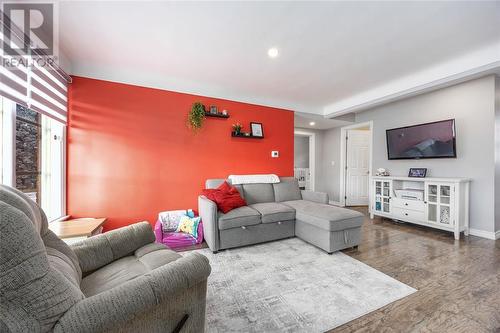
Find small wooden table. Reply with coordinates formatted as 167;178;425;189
49;218;107;244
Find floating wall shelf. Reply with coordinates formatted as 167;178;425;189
231;132;264;139
205;112;229;119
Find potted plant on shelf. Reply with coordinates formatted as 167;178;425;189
188;102;206;131
232;123;243;135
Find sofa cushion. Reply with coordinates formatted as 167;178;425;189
206;179;225;189
233;184;244;198
249;202;296;223
80;243;180;297
273;178;302;202
282;200;364;231
242;183;275;204
218;206;261;230
45;232;82;287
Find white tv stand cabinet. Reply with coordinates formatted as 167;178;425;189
370;176;470;240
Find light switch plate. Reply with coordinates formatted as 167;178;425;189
271;151;279;158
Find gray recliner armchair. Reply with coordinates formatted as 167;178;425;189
0;185;211;333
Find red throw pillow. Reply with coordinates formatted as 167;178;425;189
213;188;246;213
216;181;239;194
201;181;246;213
202;182;232;200
202;189;218;202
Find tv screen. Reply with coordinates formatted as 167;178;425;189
386;119;456;160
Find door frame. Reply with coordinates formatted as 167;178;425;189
339;121;373;207
1;98;16;186
294;129;315;191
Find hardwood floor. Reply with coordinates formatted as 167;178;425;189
179;207;499;332
330;207;500;333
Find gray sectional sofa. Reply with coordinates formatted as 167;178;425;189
198;177;364;254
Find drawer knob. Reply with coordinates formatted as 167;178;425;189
278;221;282;225
405;213;408;216
405;203;408;206
241;226;247;230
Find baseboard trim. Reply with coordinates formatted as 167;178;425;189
469;228;500;240
326;204;499;240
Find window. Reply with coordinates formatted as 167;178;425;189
1;96;65;220
15;104;41;202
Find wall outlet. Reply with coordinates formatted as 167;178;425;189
271;151;279;158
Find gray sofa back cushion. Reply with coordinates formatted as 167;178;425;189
273;177;302;202
205;179;244;199
0;186;85;332
233;185;244;199
205;179;225;189
242;183;275;204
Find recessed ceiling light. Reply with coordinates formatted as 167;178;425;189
267;47;279;58
309;122;316;126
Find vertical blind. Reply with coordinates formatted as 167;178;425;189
0;13;70;124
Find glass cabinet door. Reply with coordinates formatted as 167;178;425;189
374;179;391;214
438;184;453;225
426;183;454;226
383;181;391;213
427;184;438;223
374;181;382;212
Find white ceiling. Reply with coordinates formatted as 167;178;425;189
58;1;500;117
294;112;353;130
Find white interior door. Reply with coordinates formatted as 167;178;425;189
346;129;370;206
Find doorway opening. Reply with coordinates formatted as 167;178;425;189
294;129;315;191
339;121;373;207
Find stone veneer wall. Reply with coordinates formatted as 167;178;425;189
15;104;40;198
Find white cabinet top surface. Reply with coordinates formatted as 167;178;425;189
371;176;471;183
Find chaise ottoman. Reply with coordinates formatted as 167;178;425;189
282;200;364;253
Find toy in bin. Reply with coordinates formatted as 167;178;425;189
154;209;204;250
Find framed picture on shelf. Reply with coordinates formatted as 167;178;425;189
408;168;427;178
250;122;264;137
209;105;218;114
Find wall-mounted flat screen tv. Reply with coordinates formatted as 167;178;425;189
386;119;456;160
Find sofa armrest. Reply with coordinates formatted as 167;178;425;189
71;221;155;273
53;253;211;333
154;219;163;243
198;195;219;252
301;190;329;204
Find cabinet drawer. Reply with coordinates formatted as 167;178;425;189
391;198;425;212
392;208;425;221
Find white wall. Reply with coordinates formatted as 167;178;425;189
318;128;342;202
495;76;500;233
294;136;309;168
355;76;496;233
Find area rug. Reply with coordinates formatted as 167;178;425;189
194;238;416;332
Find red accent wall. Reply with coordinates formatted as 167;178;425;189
67;76;294;231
